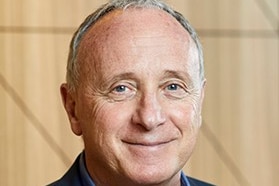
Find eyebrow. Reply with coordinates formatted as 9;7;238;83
109;72;137;81
105;71;189;81
101;70;194;90
162;70;191;81
162;70;194;88
102;72;138;87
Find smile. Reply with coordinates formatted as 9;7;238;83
123;140;172;146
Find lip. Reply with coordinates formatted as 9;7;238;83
122;139;175;147
122;139;175;156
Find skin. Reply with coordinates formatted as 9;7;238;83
61;8;205;186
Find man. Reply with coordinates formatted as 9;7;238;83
49;0;213;185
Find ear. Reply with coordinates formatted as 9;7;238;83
200;79;206;104
60;83;82;136
198;79;206;127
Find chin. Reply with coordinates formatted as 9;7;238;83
122;163;181;186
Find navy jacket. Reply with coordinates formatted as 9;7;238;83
48;154;214;186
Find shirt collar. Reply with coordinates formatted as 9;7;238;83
181;171;191;186
79;152;96;186
79;152;191;186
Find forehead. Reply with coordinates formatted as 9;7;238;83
79;8;192;52
77;8;198;81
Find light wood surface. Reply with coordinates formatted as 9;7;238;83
0;0;278;185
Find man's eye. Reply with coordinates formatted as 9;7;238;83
166;84;179;91
165;83;185;92
109;83;136;101
114;85;128;93
163;83;188;99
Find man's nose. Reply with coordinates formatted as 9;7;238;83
132;93;166;131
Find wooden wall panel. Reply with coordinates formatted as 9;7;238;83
185;37;278;185
0;0;278;185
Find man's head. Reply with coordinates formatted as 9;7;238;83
66;0;204;93
61;0;205;185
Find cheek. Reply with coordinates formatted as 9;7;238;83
80;102;127;162
166;102;200;163
170;103;189;121
167;99;201;132
97;102;131;125
87;102;133;144
83;102;135;166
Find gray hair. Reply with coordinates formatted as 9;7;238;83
66;0;204;92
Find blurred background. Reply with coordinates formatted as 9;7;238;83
0;0;278;185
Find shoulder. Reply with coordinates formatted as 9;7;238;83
47;155;82;186
188;176;216;186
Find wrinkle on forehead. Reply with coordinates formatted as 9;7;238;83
77;8;199;88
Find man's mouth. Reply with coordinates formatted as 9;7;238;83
122;139;175;147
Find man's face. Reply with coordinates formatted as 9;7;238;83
65;9;204;185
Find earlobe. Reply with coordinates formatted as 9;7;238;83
60;83;82;136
